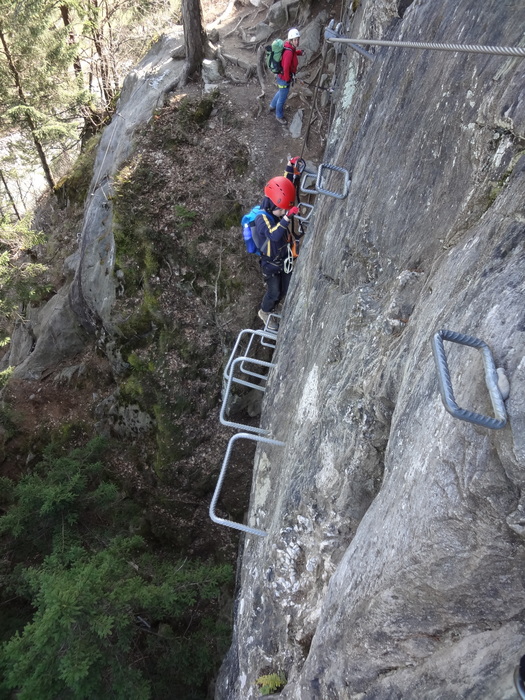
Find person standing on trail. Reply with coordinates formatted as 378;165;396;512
269;28;303;126
255;164;301;330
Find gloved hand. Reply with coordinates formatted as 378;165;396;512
289;156;304;176
286;206;299;217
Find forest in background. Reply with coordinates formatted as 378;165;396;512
0;0;178;205
0;0;181;349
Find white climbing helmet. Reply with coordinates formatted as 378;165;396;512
288;28;301;40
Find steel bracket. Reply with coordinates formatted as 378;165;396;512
209;432;285;537
431;329;507;430
316;163;350;199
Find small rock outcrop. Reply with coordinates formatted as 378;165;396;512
4;31;185;380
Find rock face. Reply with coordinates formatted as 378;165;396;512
216;1;525;699
3;32;185;380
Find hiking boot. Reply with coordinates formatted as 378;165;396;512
258;309;279;332
269;105;275;112
276;116;287;125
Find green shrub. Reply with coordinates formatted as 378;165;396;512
256;672;287;695
1;537;232;700
53;133;102;207
0;438;233;699
0;366;14;390
0;436;110;542
0;214;50;344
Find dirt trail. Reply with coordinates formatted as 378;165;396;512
203;0;331;191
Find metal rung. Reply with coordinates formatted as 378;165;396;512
209;432;285;537
220;356;275;434
260;314;281;346
224;328;277;382
431;329;507;430
300;171;318;195
229;356;274;391
296;202;315;223
260;332;277;349
316;163;350;199
240;333;270;377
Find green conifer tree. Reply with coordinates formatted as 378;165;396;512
0;438;233;699
0;213;49;346
0;0;91;190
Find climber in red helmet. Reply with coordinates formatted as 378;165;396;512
253;158;303;330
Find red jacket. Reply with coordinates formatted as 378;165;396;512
279;41;303;83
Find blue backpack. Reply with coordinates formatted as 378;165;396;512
241;206;268;255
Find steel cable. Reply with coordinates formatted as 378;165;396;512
326;37;525;58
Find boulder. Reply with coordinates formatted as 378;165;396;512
265;0;301;29
6;32;186;380
289;109;303;138
202;58;223;84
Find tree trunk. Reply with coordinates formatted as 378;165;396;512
0;169;21;220
61;3;101;146
179;0;206;87
88;0;114;107
0;26;56;190
60;5;82;77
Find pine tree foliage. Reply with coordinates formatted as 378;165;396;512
0;437;233;699
0;436;109;541
0;0;175;204
0;0;90;188
0;212;49;345
2;538;231;699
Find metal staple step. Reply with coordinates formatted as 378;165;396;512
316;163;350;199
431;329;507;430
220;355;275;435
209;432;285;537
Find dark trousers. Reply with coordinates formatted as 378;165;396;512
261;267;292;312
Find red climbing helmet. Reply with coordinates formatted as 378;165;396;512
264;176;296;209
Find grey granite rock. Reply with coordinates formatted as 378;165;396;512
6;32;185;380
216;1;525;698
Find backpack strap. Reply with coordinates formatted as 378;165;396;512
259;213;273;257
278;45;294;80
